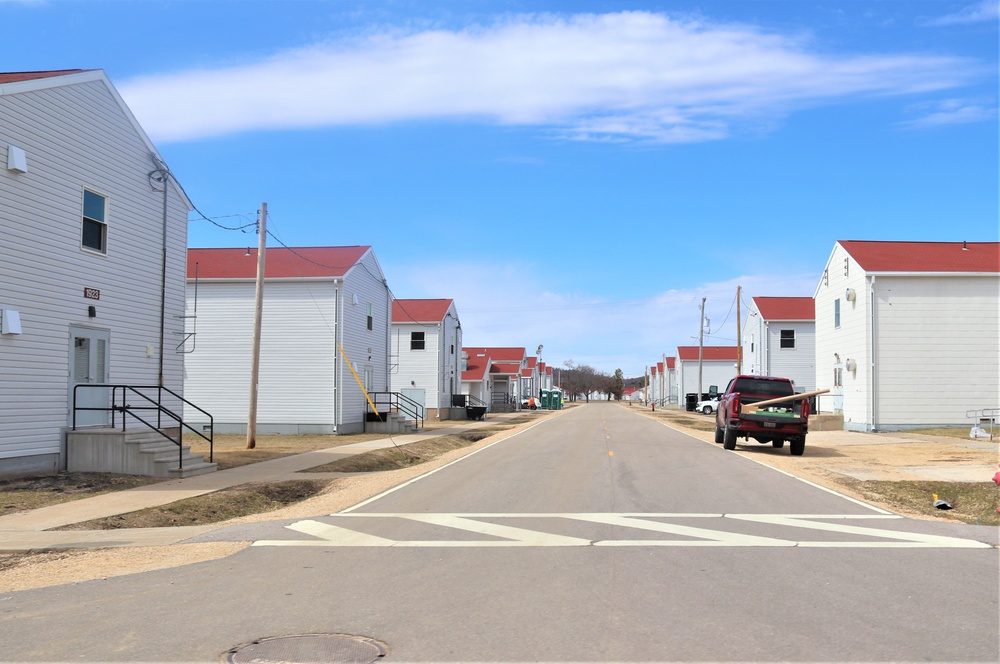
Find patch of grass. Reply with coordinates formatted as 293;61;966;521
189;432;390;470
838;479;1000;526
56;480;330;530
0;473;164;514
302;429;503;473
908;427;996;442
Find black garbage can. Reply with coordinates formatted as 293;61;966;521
685;393;698;411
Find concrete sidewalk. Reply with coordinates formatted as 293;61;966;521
0;414;529;552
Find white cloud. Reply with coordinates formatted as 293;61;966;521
120;11;982;144
391;259;818;375
920;0;1000;26
899;98;998;129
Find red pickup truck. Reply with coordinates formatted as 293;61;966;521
714;375;810;455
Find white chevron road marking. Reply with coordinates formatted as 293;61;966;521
251;513;991;548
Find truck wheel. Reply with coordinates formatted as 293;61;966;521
790;436;805;456
772;439;784;449
714;424;724;444
702;405;713;414
723;423;737;450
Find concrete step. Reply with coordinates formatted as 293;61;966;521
166;461;219;479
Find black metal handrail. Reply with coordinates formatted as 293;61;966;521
364;392;425;432
72;384;213;469
452;393;486;409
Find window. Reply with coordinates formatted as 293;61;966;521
82;189;107;253
834;299;841;329
366;303;373;331
833;367;843;387
410;331;425;350
780;329;795;349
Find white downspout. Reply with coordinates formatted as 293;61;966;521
868;275;876;432
333;283;340;433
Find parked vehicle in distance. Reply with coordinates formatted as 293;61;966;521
695;397;719;414
715;375;810;455
521;396;539;410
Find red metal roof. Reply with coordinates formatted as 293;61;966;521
839;241;999;273
462;352;490;382
650;366;657;376
392;299;453;323
677;346;740;361
490;362;522;376
0;70;89;84
526;357;537;369
187;246;370;279
463;347;526;363
752;296;815;321
666;357;676;369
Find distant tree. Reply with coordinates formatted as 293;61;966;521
610;369;625;400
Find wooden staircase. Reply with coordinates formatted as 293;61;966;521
67;427;217;478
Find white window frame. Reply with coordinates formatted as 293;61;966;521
81;188;108;254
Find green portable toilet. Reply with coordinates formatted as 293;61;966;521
552;389;562;410
540;389;551;410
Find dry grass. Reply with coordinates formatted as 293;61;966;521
56;480;330;530
188;432;390;470
837;479;1000;526
302;429;502;473
0;473;164;514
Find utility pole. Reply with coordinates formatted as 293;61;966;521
736;285;742;374
247;202;267;450
698;297;706;399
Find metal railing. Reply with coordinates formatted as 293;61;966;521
365;392;425;431
452;393;488;420
72;384;214;469
967;407;999;440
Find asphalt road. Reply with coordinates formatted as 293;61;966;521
2;403;997;662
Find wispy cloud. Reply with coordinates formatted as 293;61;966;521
899;98;998;129
393;259;818;373
919;0;1000;27
120;11;983;144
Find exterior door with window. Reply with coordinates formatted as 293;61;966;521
832;362;844;413
70;326;110;427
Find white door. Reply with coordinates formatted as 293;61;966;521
70;326;110;427
401;388;425;409
832;363;844;413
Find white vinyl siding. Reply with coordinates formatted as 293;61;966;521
391;324;441;409
183;281;338;427
0;74;189;469
815;244;870;427
337;250;391;432
872;276;999;427
677;360;736;401
390;301;462;414
185;248;390;434
766;322;816;392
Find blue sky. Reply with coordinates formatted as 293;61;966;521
4;0;997;376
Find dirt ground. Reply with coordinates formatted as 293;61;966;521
0;416;547;592
2;405;998;593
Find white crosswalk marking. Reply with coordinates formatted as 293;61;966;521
250;513;992;549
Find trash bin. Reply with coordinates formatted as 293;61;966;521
685;393;698;411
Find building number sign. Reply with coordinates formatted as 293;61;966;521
83;288;100;300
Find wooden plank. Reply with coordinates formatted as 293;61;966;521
740;389;830;415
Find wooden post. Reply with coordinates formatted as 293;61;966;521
246;203;267;450
735;285;742;374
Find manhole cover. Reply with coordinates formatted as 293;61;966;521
226;634;386;663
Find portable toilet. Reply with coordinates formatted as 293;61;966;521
540;389;552;410
551;389;563;410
